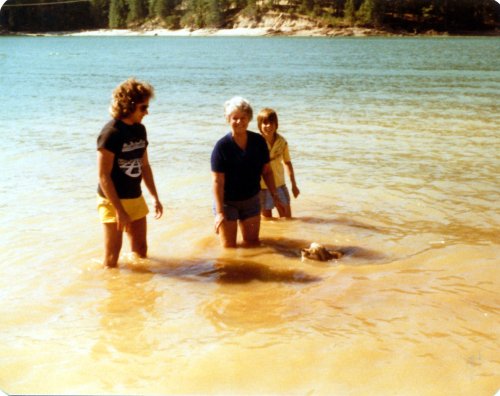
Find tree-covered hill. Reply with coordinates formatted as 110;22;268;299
1;0;499;34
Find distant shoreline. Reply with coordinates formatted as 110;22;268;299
3;26;499;37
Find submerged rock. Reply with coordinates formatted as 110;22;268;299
301;242;343;262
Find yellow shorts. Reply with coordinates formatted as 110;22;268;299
97;195;149;224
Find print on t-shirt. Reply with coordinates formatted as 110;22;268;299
118;139;146;178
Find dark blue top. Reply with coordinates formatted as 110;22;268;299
211;131;270;201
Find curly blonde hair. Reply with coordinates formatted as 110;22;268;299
109;78;154;119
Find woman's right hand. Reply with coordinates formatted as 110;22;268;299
214;212;225;234
116;209;132;232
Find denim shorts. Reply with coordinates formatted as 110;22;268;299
215;193;261;221
259;185;290;211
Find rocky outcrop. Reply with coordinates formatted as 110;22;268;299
232;12;387;36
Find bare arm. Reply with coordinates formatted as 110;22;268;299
97;148;131;231
212;171;225;234
142;149;163;219
284;161;300;198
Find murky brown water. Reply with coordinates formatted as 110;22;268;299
0;36;498;395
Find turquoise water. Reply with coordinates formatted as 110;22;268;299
2;37;499;243
0;36;499;394
2;37;499;234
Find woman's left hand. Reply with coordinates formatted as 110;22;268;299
214;212;225;234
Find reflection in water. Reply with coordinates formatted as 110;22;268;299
92;271;161;360
103;254;323;338
197;252;321;336
200;283;308;334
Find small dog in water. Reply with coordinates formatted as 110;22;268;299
301;242;343;261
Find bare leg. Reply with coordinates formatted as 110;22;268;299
261;209;273;218
127;217;148;258
103;223;123;268
240;214;261;247
275;202;290;218
219;219;238;248
281;204;292;219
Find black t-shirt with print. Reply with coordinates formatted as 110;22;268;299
97;119;148;199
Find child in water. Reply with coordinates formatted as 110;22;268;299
257;108;300;218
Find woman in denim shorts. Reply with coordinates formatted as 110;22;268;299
211;97;284;248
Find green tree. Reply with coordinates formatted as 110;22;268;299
0;0;94;31
241;0;260;19
151;0;178;19
91;0;109;27
344;0;356;25
297;0;314;15
181;0;227;28
1;0;498;33
127;0;148;24
356;0;383;27
181;0;206;28
205;0;223;27
109;0;128;28
331;0;346;17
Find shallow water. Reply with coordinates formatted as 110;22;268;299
0;36;499;395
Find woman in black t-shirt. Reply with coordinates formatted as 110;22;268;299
97;78;163;268
211;96;283;248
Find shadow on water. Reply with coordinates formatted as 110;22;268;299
125;257;321;284
121;234;386;282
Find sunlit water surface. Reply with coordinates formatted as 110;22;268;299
0;36;499;395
